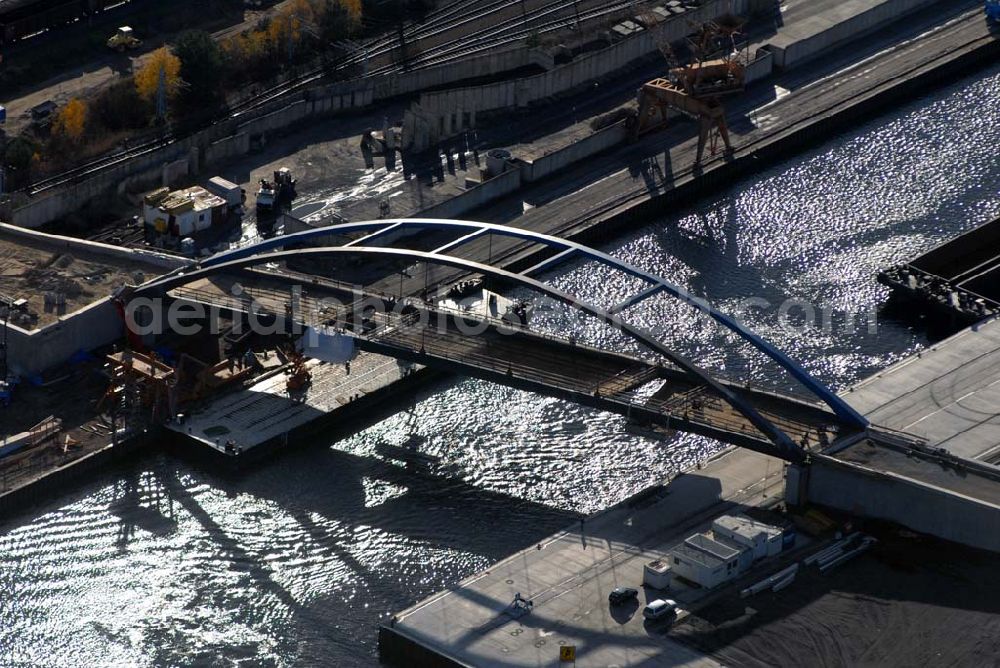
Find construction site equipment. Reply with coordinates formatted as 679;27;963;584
206;176;245;211
176;352;256;404
61;433;81;454
634;15;748;165
256;179;276;211
30;101;57;127
740;563;799;598
107;26;140;52
285;349;312;394
256;168;296;212
100;351;176;430
0;416;62;459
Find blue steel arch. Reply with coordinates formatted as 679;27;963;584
142;245;808;459
202;218;868;430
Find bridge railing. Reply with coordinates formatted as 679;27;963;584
164;283;821;446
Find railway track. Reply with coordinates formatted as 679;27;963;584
27;0;652;194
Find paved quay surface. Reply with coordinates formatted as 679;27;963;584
844;317;1000;462
386;447;788;667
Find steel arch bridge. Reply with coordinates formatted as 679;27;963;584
135;218;868;462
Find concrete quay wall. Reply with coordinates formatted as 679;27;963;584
803;454;1000;553
0;223;185;376
417;0;747;118
562;23;1000;258
767;0;941;70
0;431;152;517
6;299;122;377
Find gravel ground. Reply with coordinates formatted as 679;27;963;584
670;522;1000;667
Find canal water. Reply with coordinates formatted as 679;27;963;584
2;63;999;666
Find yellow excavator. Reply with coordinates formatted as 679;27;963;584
107;26;141;53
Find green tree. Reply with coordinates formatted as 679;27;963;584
93;80;151;130
173;30;225;110
318;1;353;42
3;137;35;172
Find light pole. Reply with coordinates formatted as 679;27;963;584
399;268;413;300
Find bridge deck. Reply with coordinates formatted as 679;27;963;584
168;275;843;456
843;317;1000;463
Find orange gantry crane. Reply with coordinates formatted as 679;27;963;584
633;15;748;166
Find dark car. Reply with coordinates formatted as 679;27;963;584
608;587;639;605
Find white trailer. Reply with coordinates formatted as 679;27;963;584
206;177;244;211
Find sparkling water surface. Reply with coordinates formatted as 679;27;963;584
2;63;999;667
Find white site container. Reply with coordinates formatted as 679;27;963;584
643;559;673;590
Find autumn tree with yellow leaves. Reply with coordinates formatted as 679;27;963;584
53;98;88;142
340;0;362;22
134;47;182;105
222;0;361;83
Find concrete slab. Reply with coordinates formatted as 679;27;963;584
844;317;1000;461
170;351;408;453
385;447;790;667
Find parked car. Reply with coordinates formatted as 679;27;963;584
608;587;638;605
642;599;677;621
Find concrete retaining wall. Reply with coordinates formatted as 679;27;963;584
237;100;313;137
521;121;627;183
804;454;1000;553
11;134;202;229
0;222;185;269
374;48;553;99
768;0;938;70
161;156;190;188
7;299;123;377
205;133;250;165
412;0;748;146
418;167;523;219
744;50;774;84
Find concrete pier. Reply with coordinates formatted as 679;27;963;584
380;448;789;667
798;317;1000;552
843;317;1000;462
380;311;1000;665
